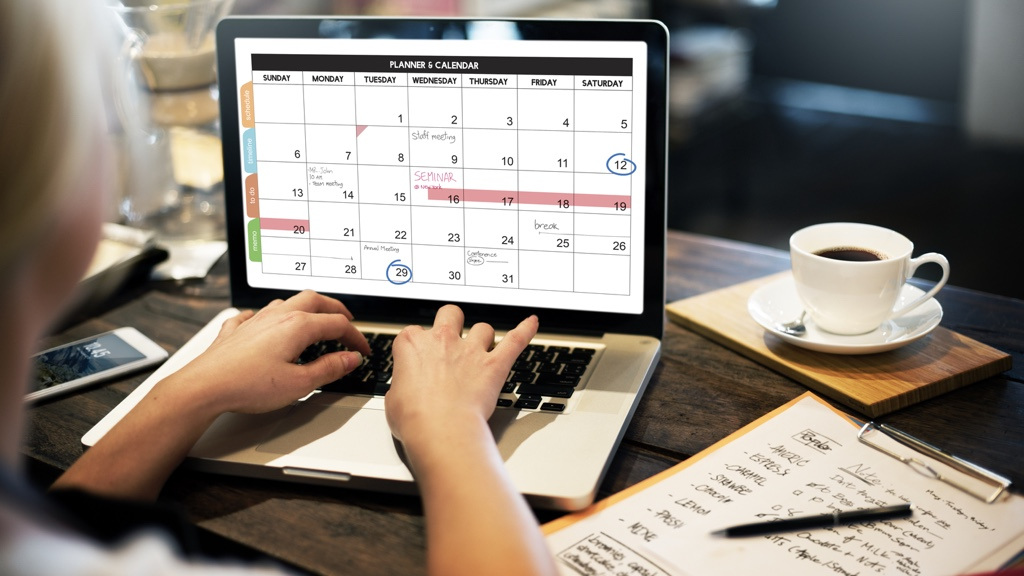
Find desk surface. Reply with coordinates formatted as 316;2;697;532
24;230;1024;575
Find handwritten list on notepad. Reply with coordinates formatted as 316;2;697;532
543;393;1024;576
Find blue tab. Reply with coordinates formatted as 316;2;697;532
243;128;257;173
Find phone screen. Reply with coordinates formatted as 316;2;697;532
32;333;146;392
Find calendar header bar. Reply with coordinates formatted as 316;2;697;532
251;54;632;76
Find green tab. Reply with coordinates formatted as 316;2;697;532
248;218;262;262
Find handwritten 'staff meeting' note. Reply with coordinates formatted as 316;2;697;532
544;393;1024;576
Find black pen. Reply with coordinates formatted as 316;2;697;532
711;503;913;537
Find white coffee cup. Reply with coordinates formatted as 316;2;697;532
789;222;949;335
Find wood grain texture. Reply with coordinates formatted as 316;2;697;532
21;231;1024;575
667;272;1012;417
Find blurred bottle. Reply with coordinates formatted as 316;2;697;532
108;0;234;243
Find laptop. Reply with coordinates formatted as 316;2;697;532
85;16;668;511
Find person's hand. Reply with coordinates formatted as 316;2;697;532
385;304;538;446
55;290;372;501
169;290;371;415
383;306;557;576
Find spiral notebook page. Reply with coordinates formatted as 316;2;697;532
543;392;1024;576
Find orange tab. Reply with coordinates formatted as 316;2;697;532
245;173;259;218
240;81;254;128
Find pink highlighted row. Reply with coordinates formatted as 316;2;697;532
427;188;630;209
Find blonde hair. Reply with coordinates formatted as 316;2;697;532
0;0;108;279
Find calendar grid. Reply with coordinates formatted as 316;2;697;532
352;75;364;281
403;74;413;285
300;74;312;276
247;52;639;297
514;70;521;291
570;75;576;292
457;72;469;286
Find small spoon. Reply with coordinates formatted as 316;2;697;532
775;311;807;336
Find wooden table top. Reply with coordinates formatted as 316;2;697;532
23;230;1024;575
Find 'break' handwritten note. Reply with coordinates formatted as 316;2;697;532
544;393;1024;576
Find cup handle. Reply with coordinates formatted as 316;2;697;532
891;253;949;318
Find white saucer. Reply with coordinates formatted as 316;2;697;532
747;275;943;355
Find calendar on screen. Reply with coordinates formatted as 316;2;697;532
232;36;648;314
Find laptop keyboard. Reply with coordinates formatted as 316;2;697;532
298;333;597;413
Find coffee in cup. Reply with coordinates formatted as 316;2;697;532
789;222;949;335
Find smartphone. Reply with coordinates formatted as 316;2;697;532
26;327;168;403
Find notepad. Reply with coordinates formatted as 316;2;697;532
543;392;1024;576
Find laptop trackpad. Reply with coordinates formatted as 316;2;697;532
255;397;398;465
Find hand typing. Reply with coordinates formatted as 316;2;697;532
174;290;371;415
385;304;538;446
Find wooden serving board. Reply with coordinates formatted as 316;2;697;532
666;272;1013;417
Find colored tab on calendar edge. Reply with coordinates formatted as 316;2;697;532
247;218;261;262
245;173;259;218
240;81;254;128
242;128;257;173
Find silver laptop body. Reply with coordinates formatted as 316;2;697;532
85;16;669;511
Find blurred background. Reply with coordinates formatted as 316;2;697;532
231;0;1024;300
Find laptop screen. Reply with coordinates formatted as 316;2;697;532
217;18;667;337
